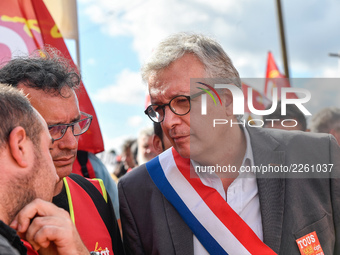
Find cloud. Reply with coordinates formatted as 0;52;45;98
81;0;340;78
87;58;96;66
78;0;93;3
322;67;340;78
127;115;144;127
93;69;147;105
82;0;255;63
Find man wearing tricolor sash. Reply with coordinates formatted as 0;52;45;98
118;32;340;255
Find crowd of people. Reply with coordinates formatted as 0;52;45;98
0;32;339;255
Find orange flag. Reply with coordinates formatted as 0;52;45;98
264;51;298;99
0;0;104;153
242;83;271;114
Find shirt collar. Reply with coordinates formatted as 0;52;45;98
241;126;255;172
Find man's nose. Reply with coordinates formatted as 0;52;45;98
57;127;78;150
162;106;181;129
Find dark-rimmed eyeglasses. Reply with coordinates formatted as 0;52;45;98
144;95;193;123
48;112;92;143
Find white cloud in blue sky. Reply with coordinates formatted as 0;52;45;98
93;69;146;105
80;0;340;77
86;57;97;66
127;115;145;127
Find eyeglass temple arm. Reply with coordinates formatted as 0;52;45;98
80;111;93;119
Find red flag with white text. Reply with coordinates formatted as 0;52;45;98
0;0;104;153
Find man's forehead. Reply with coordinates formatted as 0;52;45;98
148;82;164;97
17;83;75;98
17;84;80;124
149;89;187;104
148;81;189;102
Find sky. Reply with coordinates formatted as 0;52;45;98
68;0;340;153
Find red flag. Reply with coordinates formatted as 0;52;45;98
145;94;151;110
242;83;271;114
264;52;298;99
0;0;104;153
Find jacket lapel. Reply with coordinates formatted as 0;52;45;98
247;127;286;254
163;195;194;255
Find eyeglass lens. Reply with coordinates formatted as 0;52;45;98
49;117;91;141
147;95;190;122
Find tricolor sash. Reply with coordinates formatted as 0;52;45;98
146;148;277;255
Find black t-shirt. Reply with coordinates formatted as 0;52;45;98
52;183;69;211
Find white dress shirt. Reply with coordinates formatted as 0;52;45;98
192;128;263;254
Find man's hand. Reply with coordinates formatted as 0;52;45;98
10;199;89;255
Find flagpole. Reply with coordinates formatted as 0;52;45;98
74;0;81;72
75;38;81;71
275;0;290;78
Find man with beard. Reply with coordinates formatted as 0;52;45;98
0;84;89;254
0;49;124;255
119;33;340;255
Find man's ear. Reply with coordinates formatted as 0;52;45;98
8;126;30;168
222;90;233;117
152;135;164;155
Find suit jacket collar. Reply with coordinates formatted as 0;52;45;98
247;126;286;254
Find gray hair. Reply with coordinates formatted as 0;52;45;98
141;32;241;88
0;84;42;148
309;107;340;133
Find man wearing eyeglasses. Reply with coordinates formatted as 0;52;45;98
0;48;124;255
118;33;340;255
